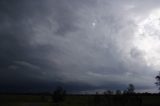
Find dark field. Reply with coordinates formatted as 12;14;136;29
0;94;160;106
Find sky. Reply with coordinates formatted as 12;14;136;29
1;0;160;93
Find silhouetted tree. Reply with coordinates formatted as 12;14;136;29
127;84;135;94
93;92;101;106
52;86;66;103
123;90;128;95
155;72;160;93
116;90;121;95
106;90;113;95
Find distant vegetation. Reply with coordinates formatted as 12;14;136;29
0;84;157;106
52;86;66;103
155;72;160;93
1;73;160;106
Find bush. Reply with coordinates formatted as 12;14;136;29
52;86;66;103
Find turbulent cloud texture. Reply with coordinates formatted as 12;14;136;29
0;0;160;93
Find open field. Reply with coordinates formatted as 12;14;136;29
0;94;160;106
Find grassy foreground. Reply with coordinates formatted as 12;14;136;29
0;94;160;106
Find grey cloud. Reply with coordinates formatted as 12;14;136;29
0;0;159;93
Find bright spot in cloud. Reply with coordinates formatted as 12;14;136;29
91;19;97;27
133;9;160;69
92;22;96;27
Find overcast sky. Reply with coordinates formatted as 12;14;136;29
1;0;160;93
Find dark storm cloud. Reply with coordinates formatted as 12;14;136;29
0;0;54;86
0;0;96;92
0;0;159;93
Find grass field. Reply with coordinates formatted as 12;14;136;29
0;94;160;106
